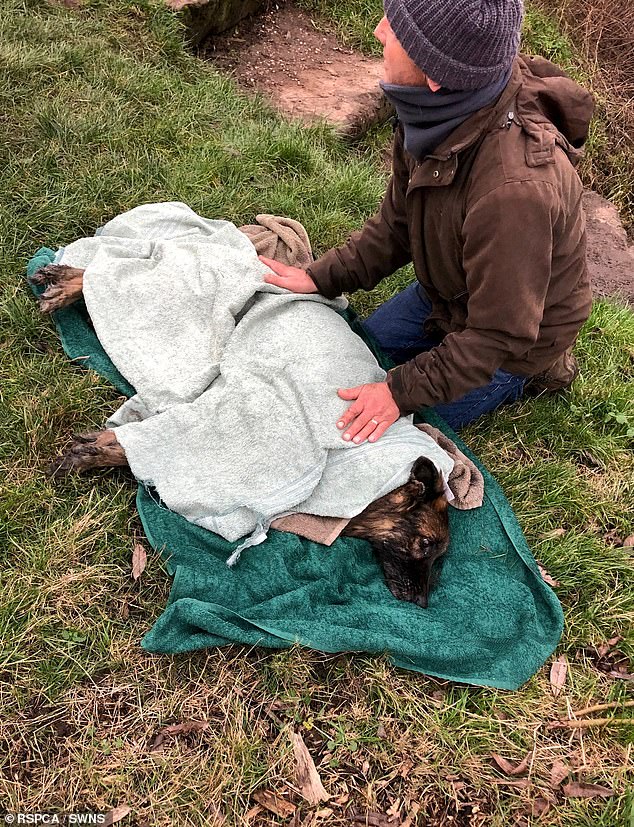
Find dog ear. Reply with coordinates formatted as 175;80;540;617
409;456;440;494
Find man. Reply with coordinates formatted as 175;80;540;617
261;0;594;442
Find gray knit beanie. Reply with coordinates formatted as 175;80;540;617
384;0;524;90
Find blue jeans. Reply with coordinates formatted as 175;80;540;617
363;282;527;430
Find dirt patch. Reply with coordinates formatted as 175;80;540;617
201;1;392;137
584;191;634;305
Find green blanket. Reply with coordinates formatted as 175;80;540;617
28;246;563;690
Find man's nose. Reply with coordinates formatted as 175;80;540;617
374;15;387;44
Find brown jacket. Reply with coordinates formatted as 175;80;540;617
308;56;594;414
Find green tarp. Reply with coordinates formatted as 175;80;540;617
28;246;563;689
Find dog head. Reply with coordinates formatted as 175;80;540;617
343;456;450;607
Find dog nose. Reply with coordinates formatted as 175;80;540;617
414;593;429;609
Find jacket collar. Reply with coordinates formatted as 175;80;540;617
406;60;524;188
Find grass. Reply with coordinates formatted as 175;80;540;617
0;0;633;824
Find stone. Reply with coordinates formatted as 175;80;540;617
167;0;266;46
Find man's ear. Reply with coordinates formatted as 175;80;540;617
427;77;441;92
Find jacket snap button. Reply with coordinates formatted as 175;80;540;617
433;170;440;178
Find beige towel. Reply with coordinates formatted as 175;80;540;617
239;214;314;269
270;513;349;546
415;424;484;511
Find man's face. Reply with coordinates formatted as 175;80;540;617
374;16;441;91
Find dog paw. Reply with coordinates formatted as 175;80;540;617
48;430;126;477
30;264;84;313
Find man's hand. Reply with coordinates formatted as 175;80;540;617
259;255;318;293
336;382;400;444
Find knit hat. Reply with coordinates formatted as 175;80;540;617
384;0;524;90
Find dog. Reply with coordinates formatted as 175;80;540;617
32;264;450;606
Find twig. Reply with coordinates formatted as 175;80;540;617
547;717;633;730
573;699;634;717
528;723;541;779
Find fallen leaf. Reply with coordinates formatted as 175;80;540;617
315;809;333;819
596;635;623;657
104;807;131;826
603;528;623;547
623;534;634;549
607;668;634;680
562;781;614;799
291;731;329;804
131;543;147;580
491;753;514;773
376;723;387;738
550;655;568;696
386;798;401;817
252;789;296;817
491;752;531;776
243;805;262;822
398;758;414;778
576;450;604;469
162;720;209;736
149;720;209;751
595;643;634;680
550;760;570;788
351;815;393;827
537;563;560;588
400;803;420;827
530;797;551;817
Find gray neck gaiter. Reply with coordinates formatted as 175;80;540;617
380;67;512;161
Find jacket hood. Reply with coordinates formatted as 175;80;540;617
516;55;595;150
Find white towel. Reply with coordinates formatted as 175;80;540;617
59;202;454;560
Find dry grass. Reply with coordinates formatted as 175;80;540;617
530;0;634;234
2;643;632;824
